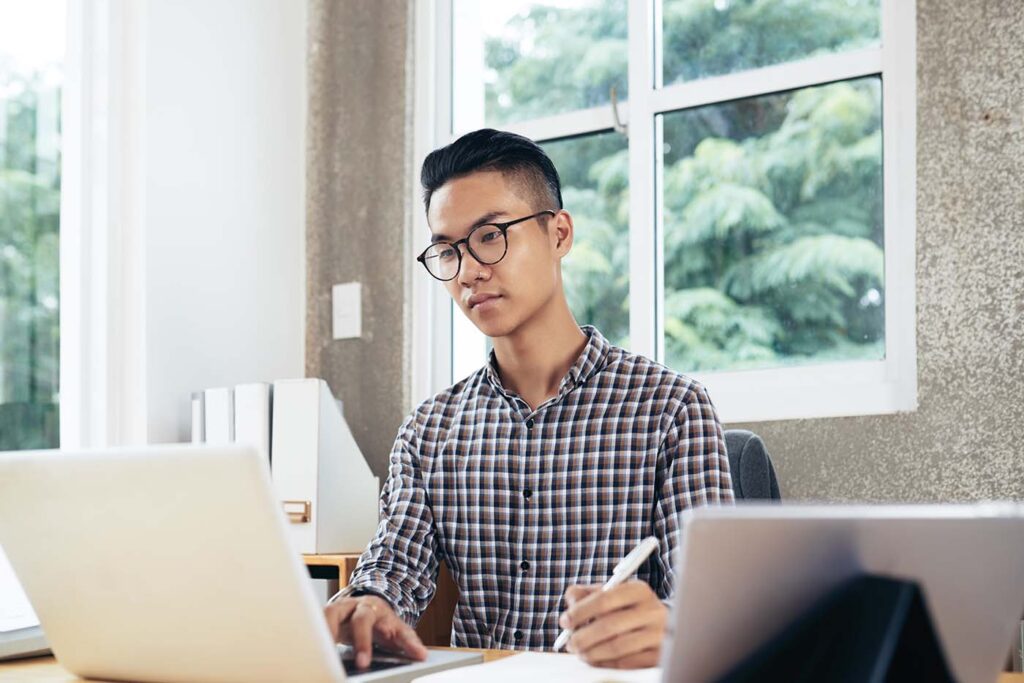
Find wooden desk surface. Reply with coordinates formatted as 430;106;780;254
1;654;1022;682
0;650;515;682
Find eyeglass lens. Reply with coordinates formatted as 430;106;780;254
421;225;507;280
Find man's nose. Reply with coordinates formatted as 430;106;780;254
456;245;490;285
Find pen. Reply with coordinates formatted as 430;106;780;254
552;536;661;652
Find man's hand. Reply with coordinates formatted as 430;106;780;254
324;594;428;669
559;580;667;669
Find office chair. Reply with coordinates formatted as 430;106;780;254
724;429;782;501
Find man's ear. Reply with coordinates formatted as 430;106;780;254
552;210;574;256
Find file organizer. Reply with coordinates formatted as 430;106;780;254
270;378;379;554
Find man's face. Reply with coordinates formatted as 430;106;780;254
426;170;570;339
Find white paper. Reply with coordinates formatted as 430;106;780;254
0;544;40;633
413;652;660;683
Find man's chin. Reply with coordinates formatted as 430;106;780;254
469;314;520;340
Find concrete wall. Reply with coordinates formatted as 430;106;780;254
145;0;307;443
305;0;412;477
733;0;1024;501
307;0;1024;497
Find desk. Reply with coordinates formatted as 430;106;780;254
0;649;511;681
0;653;1021;682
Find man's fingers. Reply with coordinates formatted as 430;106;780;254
561;580;649;629
567;604;654;654
593;645;661;670
388;622;429;661
349;603;379;669
566;583;668;669
324;600;359;641
563;583;601;608
583;625;663;667
323;594;418;670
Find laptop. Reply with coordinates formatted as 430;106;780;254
0;545;49;660
660;503;1024;683
0;444;483;683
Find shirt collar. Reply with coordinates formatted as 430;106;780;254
484;325;611;399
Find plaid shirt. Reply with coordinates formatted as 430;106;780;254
343;326;733;649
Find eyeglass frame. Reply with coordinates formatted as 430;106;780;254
416;210;557;282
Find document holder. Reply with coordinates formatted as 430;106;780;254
716;575;956;683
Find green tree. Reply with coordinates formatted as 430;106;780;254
484;0;628;125
661;78;884;370
661;0;879;84
0;61;61;450
543;134;630;346
484;0;884;373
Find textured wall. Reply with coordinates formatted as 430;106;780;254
306;0;412;479
307;0;1024;498
732;0;1024;501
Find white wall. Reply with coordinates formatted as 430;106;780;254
143;0;307;442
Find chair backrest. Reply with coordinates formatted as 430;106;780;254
724;429;782;500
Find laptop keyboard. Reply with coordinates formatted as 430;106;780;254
338;645;415;675
341;657;409;675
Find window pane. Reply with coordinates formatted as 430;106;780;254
0;0;64;449
660;77;883;373
661;0;880;86
542;131;629;348
453;0;627;128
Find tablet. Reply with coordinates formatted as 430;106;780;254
661;503;1024;683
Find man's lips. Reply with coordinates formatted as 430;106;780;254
466;293;501;308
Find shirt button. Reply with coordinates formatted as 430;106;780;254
513;630;523;641
520;560;530;571
522;488;532;500
525;418;535;429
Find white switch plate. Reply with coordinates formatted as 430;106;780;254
332;282;362;340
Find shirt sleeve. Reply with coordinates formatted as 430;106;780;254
650;381;734;602
338;415;440;626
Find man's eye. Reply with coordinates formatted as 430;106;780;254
480;229;501;243
438;248;457;260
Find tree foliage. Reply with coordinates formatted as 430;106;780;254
488;0;884;371
484;0;628;125
0;64;61;449
661;0;879;84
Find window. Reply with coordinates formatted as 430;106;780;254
0;0;65;449
413;0;916;421
543;132;630;349
660;76;884;373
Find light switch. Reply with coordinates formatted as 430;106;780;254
332;282;362;340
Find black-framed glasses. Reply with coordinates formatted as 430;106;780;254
416;210;556;281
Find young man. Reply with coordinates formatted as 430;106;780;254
324;129;733;670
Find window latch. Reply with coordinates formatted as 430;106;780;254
610;85;628;137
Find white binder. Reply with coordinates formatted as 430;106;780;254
203;387;234;445
190;392;205;444
234;382;272;463
270;379;379;555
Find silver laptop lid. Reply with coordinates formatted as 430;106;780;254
0;445;345;683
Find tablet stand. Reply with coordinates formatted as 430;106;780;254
716;575;956;683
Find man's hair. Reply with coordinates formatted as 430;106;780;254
421;128;563;214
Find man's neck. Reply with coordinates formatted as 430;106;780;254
491;297;588;412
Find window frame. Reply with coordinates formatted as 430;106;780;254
59;0;148;448
410;0;917;422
